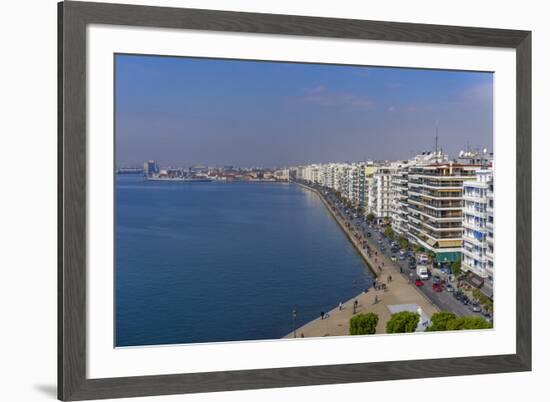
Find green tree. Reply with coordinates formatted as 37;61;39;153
426;312;492;331
397;235;409;250
349;313;379;335
472;289;494;313
451;260;463;276
386;311;420;333
426;312;457;331
384;226;394;239
445;316;492;330
414;245;425;253
366;213;375;223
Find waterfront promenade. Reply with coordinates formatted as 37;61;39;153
285;184;439;338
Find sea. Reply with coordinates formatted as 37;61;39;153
115;175;374;346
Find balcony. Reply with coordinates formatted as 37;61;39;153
463;208;488;219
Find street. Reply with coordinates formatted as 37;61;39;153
317;185;484;318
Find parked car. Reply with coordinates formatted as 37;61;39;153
445;284;454;292
481;310;492;321
470;303;482;313
414;278;424;287
366;232;371;237
432;283;444;292
391;255;397;262
462;296;470;305
380;246;385;251
432;275;441;284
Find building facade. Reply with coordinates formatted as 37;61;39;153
407;161;478;263
461;167;494;285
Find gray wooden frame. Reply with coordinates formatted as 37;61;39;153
58;1;532;400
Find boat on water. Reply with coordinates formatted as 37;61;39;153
145;176;213;183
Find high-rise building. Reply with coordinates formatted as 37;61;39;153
461;166;494;285
407;161;478;263
143;160;159;177
367;166;392;222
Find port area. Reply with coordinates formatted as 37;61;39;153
285;183;439;338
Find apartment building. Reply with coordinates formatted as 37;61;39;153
367;166;392;222
407;161;478;263
461;167;494;286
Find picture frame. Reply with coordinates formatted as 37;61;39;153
58;1;531;400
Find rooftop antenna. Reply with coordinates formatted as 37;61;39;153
435;121;439;163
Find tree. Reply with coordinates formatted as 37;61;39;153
397;235;409;250
366;213;375;223
426;311;492;331
384;226;394;239
349;313;379;335
451;260;462;276
414;245;425;253
445;316;492;330
386;311;420;333
472;289;494;313
426;312;457;331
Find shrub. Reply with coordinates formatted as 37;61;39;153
350;313;379;335
426;312;492;331
386;311;419;333
426;312;457;331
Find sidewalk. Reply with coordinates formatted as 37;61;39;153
285;184;440;338
284;266;439;337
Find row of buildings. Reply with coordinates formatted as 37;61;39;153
291;150;494;289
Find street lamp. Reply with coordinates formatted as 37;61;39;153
292;309;297;338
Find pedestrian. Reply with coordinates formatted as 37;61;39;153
400;266;403;273
374;295;378;305
301;333;305;338
320;311;324;320
353;299;358;314
388;275;392;283
373;279;377;288
338;301;343;311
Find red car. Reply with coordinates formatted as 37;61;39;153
414;279;424;287
432;283;444;292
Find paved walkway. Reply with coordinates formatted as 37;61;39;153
284;185;439;338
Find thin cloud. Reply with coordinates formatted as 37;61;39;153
460;82;493;103
302;86;373;110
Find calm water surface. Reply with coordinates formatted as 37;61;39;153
116;175;374;346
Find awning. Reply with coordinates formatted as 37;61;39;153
435;252;461;263
466;272;485;288
426;238;437;247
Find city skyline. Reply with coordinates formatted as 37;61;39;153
115;54;493;167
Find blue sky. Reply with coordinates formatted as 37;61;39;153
115;54;493;168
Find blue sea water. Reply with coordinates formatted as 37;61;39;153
115;175;374;346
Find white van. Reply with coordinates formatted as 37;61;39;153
416;264;429;280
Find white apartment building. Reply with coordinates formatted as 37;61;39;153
367;166;392;221
461;167;494;286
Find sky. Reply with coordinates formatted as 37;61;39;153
115;54;493;168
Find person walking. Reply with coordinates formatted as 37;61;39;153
353;299;358;314
339;301;343;311
374;295;378;305
320;311;325;320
